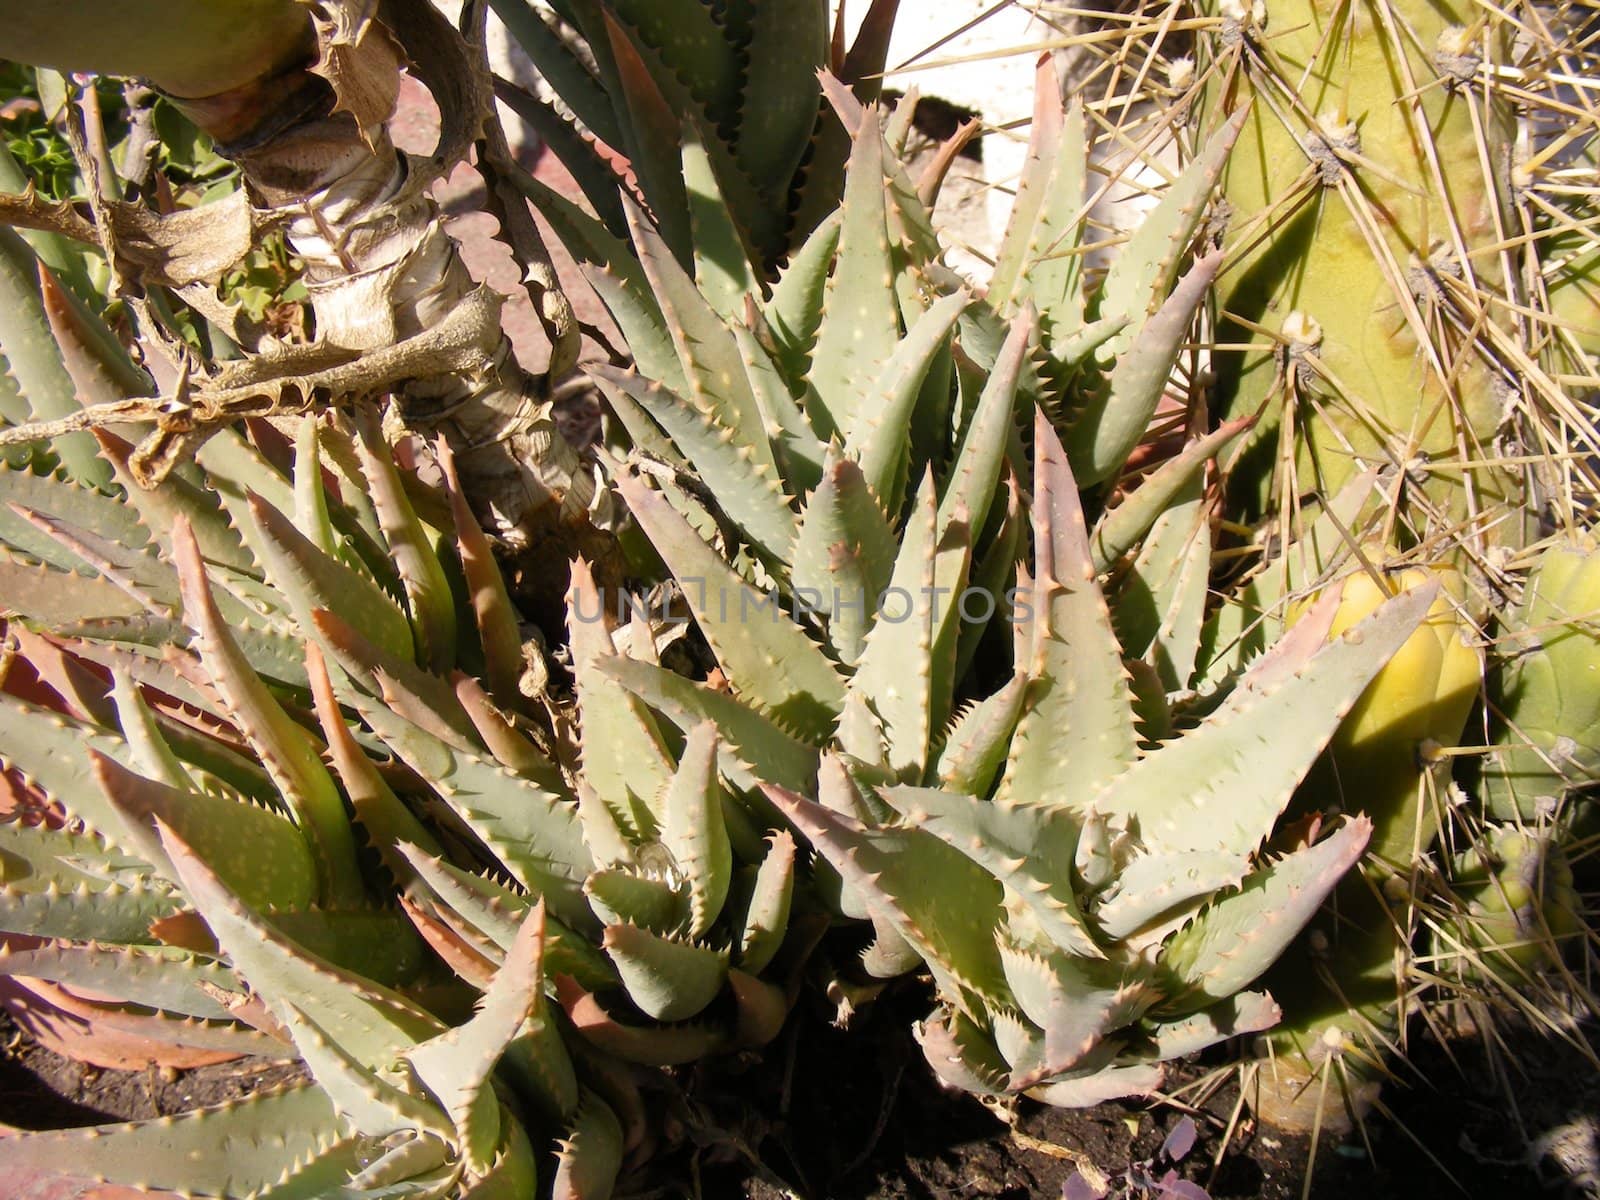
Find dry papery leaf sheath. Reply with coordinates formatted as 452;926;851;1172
0;0;606;563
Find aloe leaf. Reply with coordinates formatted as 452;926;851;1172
1195;469;1383;687
766;785;1008;1004
739;3;828;199
452;676;562;789
1067;250;1224;486
8;502;174;610
0;462;150;568
731;830;796;976
661;723;733;939
245;491;414;666
340;1132;454;1196
998;413;1138;812
0;1082;344;1197
1092;847;1251;943
602;922;728;1022
0;880;180;941
157;820;446;1066
0;550;147;621
731;313;825;495
789;10;899;241
617;474;844;739
407;905;550;1171
1096;110;1244;358
503;981;583;1132
311;608;478;749
550;1089;624;1200
457;1122;540;1200
436;440;524;708
1148;991;1282;1058
607;0;740;126
0;230;107;485
1115;477;1211;693
683;128;762;319
807;109;901;439
598;11;692;261
1027;1061;1165;1108
0;821;142;888
846;290;971;513
585;868;685;934
620;194;779;471
844;478;971;773
488;0;623;150
399;844;616;991
353;412;457;673
997;945;1156;1082
96;430;256;577
349;690;594;931
559;976;727;1065
0;940;240;1019
566;556;674;832
91;749;318;912
1161;817;1373;1002
884;784;1101;959
1090;417;1251;572
597;656;821;795
514;173;681;392
0;693;138;837
762;211;840;389
915;1006;1011;1096
280;1001;453;1140
934;671;1028;796
171;517;364;906
258;907;427;988
109;662;195;793
990;69;1088;324
938;307;1034;538
1100;585;1435;857
495;81;629;239
790;446;898;665
309;644;445;875
292;416;338;556
590;366;795;564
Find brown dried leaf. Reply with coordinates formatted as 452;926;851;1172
0;185;98;244
111;193;255;288
299;0;404;149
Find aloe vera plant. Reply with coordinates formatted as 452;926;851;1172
516;61;1452;1109
0;201;831;1192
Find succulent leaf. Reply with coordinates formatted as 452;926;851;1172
1160;816;1373;1003
807;108;901;439
0;1082;345;1198
790;445;899;665
660;722;734;939
601;922;728;1022
156;820;445;1067
616;473;844;739
766;784;1008;1004
1100;585;1436;857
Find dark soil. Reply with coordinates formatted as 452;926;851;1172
0;1011;304;1132
9;988;1591;1200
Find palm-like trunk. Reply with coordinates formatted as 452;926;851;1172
1;0;608;597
